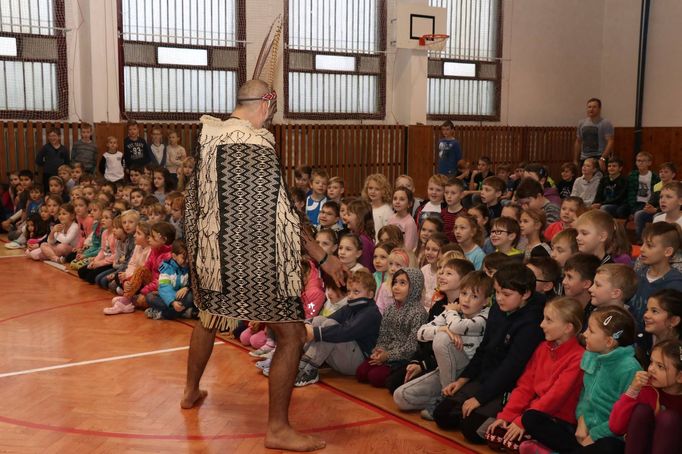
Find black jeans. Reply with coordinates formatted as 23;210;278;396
522;409;625;454
432;380;504;444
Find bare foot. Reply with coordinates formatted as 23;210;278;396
180;389;208;409
265;427;326;451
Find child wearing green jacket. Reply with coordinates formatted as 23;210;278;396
521;306;641;453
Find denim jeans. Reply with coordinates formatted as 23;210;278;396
145;290;194;319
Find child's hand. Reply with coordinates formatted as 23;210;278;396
590;203;601;210
486;418;508;434
449;333;464;350
575;416;588;442
172;301;184;312
442;380;464;396
580;435;594;446
404;364;422;383
304;324;314;342
643;204;657;214
123;281;132;292
461;397;480;418
175;287;188;300
628;371;650;394
107;274;115;281
28;243;38;250
444;302;459;312
135;295;146;306
503;422;525;444
118;272;125;280
53;224;63;233
369;348;387;365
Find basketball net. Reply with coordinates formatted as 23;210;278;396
419;34;450;52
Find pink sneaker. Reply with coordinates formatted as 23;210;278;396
103;298;134;315
519;440;553;454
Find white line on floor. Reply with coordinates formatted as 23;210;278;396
0;254;23;259
0;342;223;379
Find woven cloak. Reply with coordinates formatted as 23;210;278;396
185;115;304;330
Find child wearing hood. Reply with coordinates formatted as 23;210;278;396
356;267;429;388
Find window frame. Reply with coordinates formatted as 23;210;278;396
283;0;387;120
0;0;67;120
427;0;503;122
116;0;246;121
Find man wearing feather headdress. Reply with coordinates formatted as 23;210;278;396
182;79;345;451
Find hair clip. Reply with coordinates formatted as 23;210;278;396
612;330;623;340
603;315;613;326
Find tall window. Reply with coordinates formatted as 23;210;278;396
118;0;245;120
0;0;67;119
285;0;386;119
427;0;502;121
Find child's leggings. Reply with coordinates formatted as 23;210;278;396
240;327;268;349
625;403;681;454
27;243;73;261
123;267;151;299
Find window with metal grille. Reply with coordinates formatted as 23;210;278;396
118;0;245;120
284;0;386;119
0;0;66;119
427;0;502;121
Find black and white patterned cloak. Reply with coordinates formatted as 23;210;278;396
185;116;304;330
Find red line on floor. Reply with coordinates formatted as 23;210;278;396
0;297;110;324
171;320;479;453
0;414;388;441
317;382;480;454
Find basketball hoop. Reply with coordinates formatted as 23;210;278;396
418;34;449;52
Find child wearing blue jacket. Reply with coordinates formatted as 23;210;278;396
145;239;194;320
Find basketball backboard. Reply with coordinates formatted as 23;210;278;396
395;3;448;50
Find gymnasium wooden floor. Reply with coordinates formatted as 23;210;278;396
0;242;486;453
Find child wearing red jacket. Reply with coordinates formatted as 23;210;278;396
609;339;682;454
485;297;585;452
107;221;175;314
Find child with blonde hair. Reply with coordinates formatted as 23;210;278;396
486;297;585;452
522;306;640;453
375;247;410;314
415;174;448;227
362;173;393;236
388;186;418;250
176;156;195;192
454;215;485;270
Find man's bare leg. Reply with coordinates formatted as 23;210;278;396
181;322;217;409
264;322;325;451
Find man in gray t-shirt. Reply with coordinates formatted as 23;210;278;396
574;98;614;171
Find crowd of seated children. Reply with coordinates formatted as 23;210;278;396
5;126;682;453
2;123;194;322
275;152;681;452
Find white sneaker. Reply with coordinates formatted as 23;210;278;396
4;241;23;249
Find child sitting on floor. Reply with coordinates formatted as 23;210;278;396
521;306;641;453
608;339;682;454
145;239;194;320
433;266;546;443
485;297;585;452
356;268;428;389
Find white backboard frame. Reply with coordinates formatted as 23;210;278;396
395;3;448;50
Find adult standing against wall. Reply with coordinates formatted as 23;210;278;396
182;79;345;451
437;120;462;176
574;98;614;172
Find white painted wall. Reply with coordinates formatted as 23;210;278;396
640;0;682;126
62;0;682;127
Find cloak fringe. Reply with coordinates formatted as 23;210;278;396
199;310;239;333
